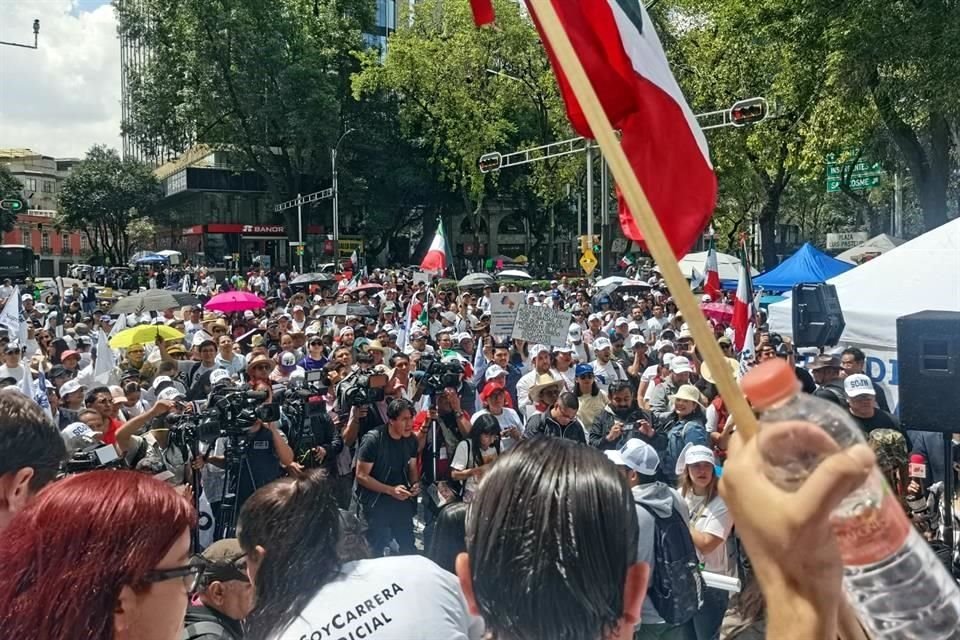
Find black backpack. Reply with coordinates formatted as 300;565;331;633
637;501;704;625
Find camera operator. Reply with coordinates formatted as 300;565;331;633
588;380;661;453
355;397;421;556
182;539;252;640
0;391;67;532
115;389;200;486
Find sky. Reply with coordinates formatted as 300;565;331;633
0;0;121;159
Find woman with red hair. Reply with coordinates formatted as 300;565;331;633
0;470;198;640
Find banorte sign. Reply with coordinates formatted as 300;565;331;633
241;224;285;234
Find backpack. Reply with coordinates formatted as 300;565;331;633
637;501;704;625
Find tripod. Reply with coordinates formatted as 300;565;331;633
215;433;253;540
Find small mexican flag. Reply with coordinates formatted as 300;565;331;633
618;253;637;269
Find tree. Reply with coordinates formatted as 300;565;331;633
56;146;161;265
0;165;22;233
114;0;372;242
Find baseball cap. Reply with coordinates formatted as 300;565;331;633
604;439;660;476
280;352;297;367
670;356;694;374
844;374;875;398
60;422;100;455
588;313;602;323
615;317;629;327
593;337;612;352
674;444;716;477
59;379;85;397
244;310;255;320
575;363;594;378
109;385;127;404
628;335;645;349
199;539;248;585
479;381;506;402
48;365;70;380
158;386;185;402
61;350;80;361
484;364;506;381
568;323;582;339
530;344;551;358
152;376;173;391
209;368;232;386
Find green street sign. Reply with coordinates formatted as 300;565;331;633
826;175;881;193
826;161;882;178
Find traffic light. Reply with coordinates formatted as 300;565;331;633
730;97;768;127
579;235;602;253
478;152;503;174
0;198;25;213
591;235;601;253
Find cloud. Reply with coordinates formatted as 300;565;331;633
0;0;121;159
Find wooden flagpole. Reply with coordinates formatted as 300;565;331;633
524;1;868;639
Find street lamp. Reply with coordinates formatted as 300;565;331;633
331;128;356;272
0;19;40;50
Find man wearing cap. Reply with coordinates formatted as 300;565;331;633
649;355;694;422
844;374;901;436
181;539;252;640
0;344;26;384
516;345;559;416
840;347;890;412
114;391;198;485
551;345;577;393
58;379;87;427
809;354;847;408
567;322;592;364
605;439;696;639
590;337;629;394
584;313;604;345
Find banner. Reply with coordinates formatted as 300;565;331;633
511;304;572;348
490;293;524;335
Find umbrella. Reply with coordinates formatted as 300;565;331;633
615;279;652;293
110;289;200;314
155;250;181;257
291;272;337;286
700;302;734;324
318;303;380;318
497;269;532;280
458;273;495;288
109;324;185;349
205;291;266;313
134;253;168;265
595;276;629;288
348;283;384;296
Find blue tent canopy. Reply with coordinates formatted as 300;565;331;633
753;242;854;292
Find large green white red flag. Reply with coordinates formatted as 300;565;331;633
420;220;448;274
471;0;717;258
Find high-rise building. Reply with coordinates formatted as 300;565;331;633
364;0;397;57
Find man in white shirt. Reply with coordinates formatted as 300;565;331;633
551;345;577;393
590;337;628;394
0;344;26;383
646;304;669;341
515;344;558;416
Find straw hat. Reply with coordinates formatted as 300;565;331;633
699;357;739;385
669;384;707;408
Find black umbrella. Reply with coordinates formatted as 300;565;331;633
290;272;337;286
109;289;201;314
458;273;495;288
318;303;380;318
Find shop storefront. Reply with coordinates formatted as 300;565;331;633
182;223;328;268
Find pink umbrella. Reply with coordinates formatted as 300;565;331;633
700;302;734;324
205;291;266;313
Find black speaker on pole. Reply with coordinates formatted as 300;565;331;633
896;310;960;432
791;283;845;348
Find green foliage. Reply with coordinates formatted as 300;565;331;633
0;165;21;232
56;146;161;265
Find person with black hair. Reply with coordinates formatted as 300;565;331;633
238;471;482;640
589;381;660;453
450;413;500;502
0;391;67;532
524;391;587;443
840;347;889;412
355;397;422;555
426;501;469;574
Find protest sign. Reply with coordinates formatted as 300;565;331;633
511;304;572;347
412;271;431;286
491;293;524;335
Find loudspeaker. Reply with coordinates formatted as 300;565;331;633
897;311;960;432
791;283;845;348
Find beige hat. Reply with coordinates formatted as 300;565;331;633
669;384;706;408
527;376;564;403
699;357;739;385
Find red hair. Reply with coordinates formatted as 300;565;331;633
0;470;196;640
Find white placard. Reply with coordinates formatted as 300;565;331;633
491;293;524;335
413;271;431;285
511;304;572;348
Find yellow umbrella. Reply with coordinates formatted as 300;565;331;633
109;325;186;349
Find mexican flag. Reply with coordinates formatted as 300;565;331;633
420;220;448;274
731;246;755;353
703;241;721;301
473;0;717;258
618;253;636;269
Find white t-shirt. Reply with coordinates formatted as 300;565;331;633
684;493;734;575
591;359;627;393
451;439;498;502
273;556;484;640
471;408;523;451
552;366;576;393
0;363;25;383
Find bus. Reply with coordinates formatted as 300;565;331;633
0;245;36;283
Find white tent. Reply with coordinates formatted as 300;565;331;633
656;250;758;282
835;233;904;264
768;218;960;407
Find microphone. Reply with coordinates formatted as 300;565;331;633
908;453;927;481
905;453;929;520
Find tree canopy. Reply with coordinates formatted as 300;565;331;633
0;165;21;233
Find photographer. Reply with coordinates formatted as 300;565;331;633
182;539;252;640
588;380;661;453
0;391;67;532
114;390;198;486
355;397;421;556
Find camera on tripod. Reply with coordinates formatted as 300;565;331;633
166;389;281;449
337;370;388;407
415;356;464;393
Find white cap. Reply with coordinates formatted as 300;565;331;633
568;323;582;338
593;337;612;351
244;310;255;319
588;313;602;323
674;443;716;476
615;317;629;327
604;439;660;475
670;356;694;374
158;386;185;401
151;375;173;391
59;379;85;397
60;422;98;454
21;292;32;302
701;294;712;303
554;345;575;354
628;334;645;349
655;340;675;352
280;352;297;367
844;374;876;398
678;329;693;340
530;344;551;358
661;353;677;368
209;369;232;386
485;364;507;381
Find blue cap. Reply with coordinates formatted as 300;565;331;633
575;363;594;378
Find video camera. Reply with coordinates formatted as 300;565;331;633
167;389;281;449
62;444;125;474
415;355;464;394
337;369;388;407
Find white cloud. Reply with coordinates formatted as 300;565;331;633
0;0;121;159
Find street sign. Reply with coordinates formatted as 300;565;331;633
288;241;304;246
826;175;881;193
579;249;598;275
825;151;883;193
826;231;869;250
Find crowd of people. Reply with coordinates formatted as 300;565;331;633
0;263;956;640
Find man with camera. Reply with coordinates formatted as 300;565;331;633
182;539;253;640
355;397;421;556
114;389;198;485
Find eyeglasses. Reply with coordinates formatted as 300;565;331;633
142;560;205;594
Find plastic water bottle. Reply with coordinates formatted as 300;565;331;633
741;359;960;639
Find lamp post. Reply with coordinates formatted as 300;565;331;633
0;19;40;49
331;128;356;273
